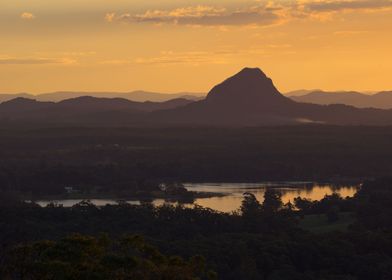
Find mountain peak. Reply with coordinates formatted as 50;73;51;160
205;67;291;108
236;67;267;78
3;97;38;104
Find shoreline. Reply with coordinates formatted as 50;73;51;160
20;191;226;203
5;181;362;206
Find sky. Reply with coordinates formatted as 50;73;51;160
1;0;392;94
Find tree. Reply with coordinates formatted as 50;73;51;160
240;192;261;217
240;192;263;232
294;197;313;214
263;189;283;213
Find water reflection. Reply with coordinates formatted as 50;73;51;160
186;183;358;213
36;182;359;213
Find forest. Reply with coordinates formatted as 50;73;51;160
1;125;391;197
2;125;392;279
2;178;392;279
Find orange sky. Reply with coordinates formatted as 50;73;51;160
1;0;392;94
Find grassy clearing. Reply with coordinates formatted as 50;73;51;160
299;212;355;234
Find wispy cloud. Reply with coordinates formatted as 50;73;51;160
0;57;76;65
106;5;283;27
100;51;230;66
33;51;96;57
294;0;392;21
20;12;35;20
104;12;116;23
105;1;392;28
333;30;369;35
100;44;295;67
100;59;134;65
135;51;229;65
133;48;281;66
301;0;392;13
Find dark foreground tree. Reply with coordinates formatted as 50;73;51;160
263;189;283;213
240;192;262;217
4;234;216;280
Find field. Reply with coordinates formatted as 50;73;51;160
299;212;355;233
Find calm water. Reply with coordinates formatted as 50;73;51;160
36;182;359;213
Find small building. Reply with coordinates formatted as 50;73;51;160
159;183;188;195
64;187;79;194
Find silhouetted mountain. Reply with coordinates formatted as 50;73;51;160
0;93;35;103
206;68;292;108
0;91;203;103
290;90;392;109
150;68;300;125
0;97;53;113
3;68;392;126
57;96;193;112
0;96;194;122
152;68;392;125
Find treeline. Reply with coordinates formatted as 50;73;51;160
2;178;392;279
1;125;392;194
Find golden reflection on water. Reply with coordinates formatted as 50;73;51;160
190;184;358;213
37;183;359;213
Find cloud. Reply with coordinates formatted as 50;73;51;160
333;30;368;35
0;57;76;65
101;45;294;67
107;5;282;27
302;0;392;13
104;12;116;23
100;59;134;65
135;51;227;65
134;48;272;66
292;0;392;21
20;12;35;20
105;1;392;28
100;50;252;66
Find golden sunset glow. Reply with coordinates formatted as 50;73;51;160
1;0;392;94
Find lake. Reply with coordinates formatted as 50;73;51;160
35;182;359;213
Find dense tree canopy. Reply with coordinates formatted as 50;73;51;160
2;178;392;279
4;234;215;280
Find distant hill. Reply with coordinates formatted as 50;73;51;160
56;96;193;112
0;98;54;114
0;93;35;103
0;96;194;122
2;68;392;126
290;90;392;109
285;89;322;97
0;91;203;103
